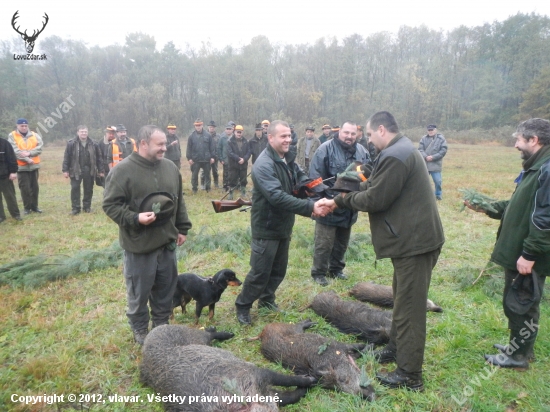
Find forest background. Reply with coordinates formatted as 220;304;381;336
2;12;550;142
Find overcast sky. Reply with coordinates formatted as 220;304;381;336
2;0;550;52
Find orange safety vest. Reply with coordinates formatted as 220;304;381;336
12;131;41;166
110;138;137;168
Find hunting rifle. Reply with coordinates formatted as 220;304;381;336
211;197;252;213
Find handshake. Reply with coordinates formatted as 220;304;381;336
312;198;338;218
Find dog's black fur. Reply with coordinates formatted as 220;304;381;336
172;269;242;323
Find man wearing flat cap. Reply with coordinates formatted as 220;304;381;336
99;126;117;178
250;123;268;164
217;122;235;191
186;119;215;193
296;126;321;174
418;124;447;200
107;124;137;171
103;125;192;345
8;118;43;214
165;124;181;169
319;124;332;144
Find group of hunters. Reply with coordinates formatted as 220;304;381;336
1;113;548;393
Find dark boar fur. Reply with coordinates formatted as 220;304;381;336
140;325;315;412
309;291;392;345
143;324;234;349
258;320;375;401
349;282;443;313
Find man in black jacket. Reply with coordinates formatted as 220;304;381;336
165;124;181;168
234;120;329;325
0;137;21;222
227;125;251;199
186;119;215;194
62;125;103;214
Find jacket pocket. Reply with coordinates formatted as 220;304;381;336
384;219;399;237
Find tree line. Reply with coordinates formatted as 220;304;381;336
1;12;550;142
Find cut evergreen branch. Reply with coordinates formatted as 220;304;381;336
458;188;498;213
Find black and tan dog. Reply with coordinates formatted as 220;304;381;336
172;269;242;323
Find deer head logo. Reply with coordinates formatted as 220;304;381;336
11;11;49;54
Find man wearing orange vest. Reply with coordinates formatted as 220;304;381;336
8;118;43;214
107;124;137;170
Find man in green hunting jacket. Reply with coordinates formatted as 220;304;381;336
319;111;444;391
466;118;550;370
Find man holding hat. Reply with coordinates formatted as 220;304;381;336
108;124;137;170
418;124;447;200
296;126;321;174
309;121;370;286
186;118;215;193
165;124;181;168
249;123;268;164
8;118;43;214
103;125;192;345
319;124;332;144
466;118;550;370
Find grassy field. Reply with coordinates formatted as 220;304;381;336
0;142;548;412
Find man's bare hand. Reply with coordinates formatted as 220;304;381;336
9;173;17;181
463;200;486;214
177;234;187;246
318;198;338;213
312;199;332;217
517;256;535;275
426;155;433;162
188;159;194;165
138;211;156;225
63;172;69;178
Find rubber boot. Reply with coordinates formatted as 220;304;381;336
485;330;535;370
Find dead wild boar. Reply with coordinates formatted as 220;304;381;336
258;320;375;401
140;325;315;412
143;324;234;348
349;282;443;312
309;291;392;345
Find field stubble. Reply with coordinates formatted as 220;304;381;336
0;143;548;411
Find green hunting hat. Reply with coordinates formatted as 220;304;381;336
139;192;176;227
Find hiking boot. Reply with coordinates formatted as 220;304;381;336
373;347;397;364
313;275;329;286
133;329;148;345
32;208;43;213
328;271;348;280
376;369;424;391
484;353;529;370
71;209;81;215
236;306;251;326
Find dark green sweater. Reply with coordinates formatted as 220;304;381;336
103;152;192;254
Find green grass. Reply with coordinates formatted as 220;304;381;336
0;143;549;411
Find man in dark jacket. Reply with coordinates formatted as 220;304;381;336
418;124;447;200
320;112;444;391
249;123;268;164
217;122;235;191
309;121;370;286
165;123;181;168
227;125;251;199
62;125;103;214
319;124;332;144
103;125;192;345
466;118;550;370
235;120;329;325
0;136;21;222
206;121;220;188
99;126;117;178
186;119;215;193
